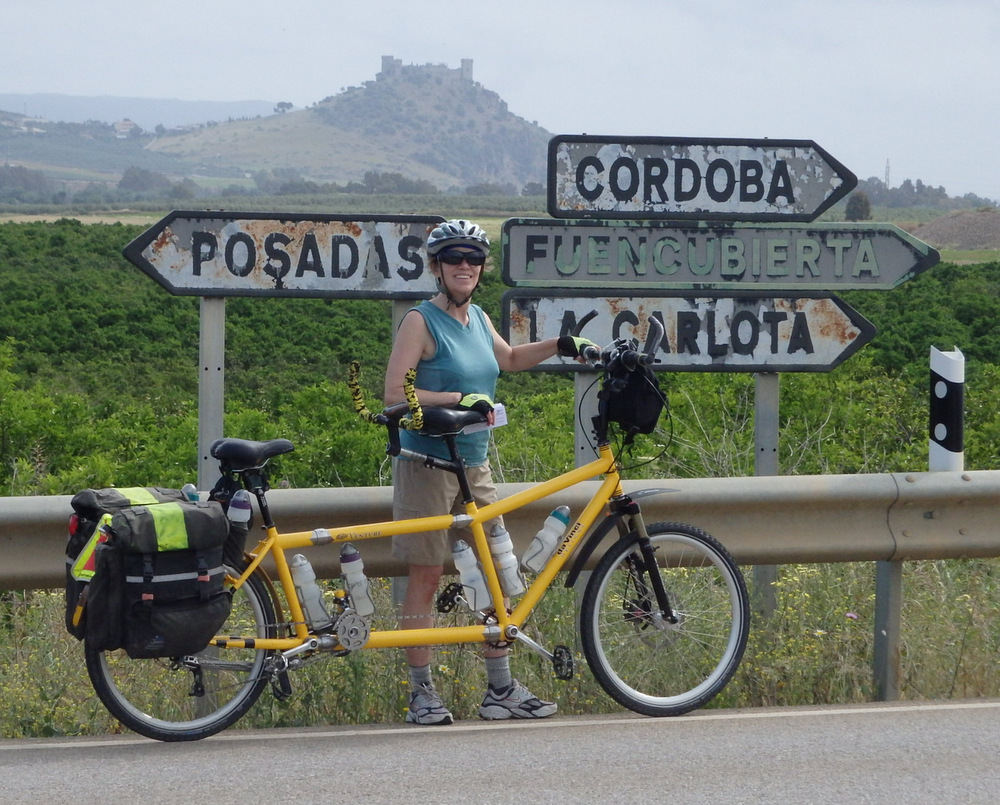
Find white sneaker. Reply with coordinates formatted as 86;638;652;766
479;679;557;720
405;683;454;726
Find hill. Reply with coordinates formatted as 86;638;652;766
146;57;549;190
1;58;550;192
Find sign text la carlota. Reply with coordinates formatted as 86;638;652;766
123;211;445;298
501;290;876;373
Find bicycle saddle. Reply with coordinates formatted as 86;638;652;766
210;437;295;470
417;406;488;437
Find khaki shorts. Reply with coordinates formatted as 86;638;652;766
391;458;503;566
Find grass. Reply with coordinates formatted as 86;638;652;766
940;248;1000;265
3;556;1000;738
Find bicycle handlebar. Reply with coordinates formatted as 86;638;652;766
584;315;663;373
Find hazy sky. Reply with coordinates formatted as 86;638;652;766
4;0;998;201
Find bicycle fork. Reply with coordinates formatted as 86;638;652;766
620;506;679;628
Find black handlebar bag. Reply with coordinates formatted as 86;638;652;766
604;364;666;445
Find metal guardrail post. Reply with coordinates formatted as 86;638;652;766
874;559;902;700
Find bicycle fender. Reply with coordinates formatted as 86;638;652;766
563;487;677;589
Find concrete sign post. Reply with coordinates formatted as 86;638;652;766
548;136;856;221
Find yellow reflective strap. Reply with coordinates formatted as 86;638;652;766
118;487;160;506
70;513;113;580
148;502;190;551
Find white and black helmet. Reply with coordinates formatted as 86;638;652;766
427;219;490;257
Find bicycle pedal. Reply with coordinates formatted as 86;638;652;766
436;582;464;613
552;645;574;681
270;670;293;702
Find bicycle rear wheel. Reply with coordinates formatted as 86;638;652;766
85;564;276;741
580;522;749;717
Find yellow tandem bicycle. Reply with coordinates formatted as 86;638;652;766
84;320;750;741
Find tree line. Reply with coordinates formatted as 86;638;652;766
1;219;999;498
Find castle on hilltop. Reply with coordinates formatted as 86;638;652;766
379;55;474;83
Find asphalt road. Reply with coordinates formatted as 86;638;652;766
2;701;999;804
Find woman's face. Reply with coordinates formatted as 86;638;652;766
432;247;486;298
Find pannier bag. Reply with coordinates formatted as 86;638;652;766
66;488;234;659
65;486;187;639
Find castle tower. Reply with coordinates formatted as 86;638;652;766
461;59;474;81
380;55;402;78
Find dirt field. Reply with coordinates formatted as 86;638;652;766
913;208;1000;250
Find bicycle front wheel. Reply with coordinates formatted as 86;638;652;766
580;522;749;717
85;565;276;741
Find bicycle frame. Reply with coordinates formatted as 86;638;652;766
215;442;630;654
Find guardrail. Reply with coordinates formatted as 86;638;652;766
4;469;999;590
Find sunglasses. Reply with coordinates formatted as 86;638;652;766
438;251;486;266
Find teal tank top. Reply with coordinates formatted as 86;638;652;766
399;301;499;466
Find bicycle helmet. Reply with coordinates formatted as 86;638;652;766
427;219;490;257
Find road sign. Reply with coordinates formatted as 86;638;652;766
502;290;876;372
123;211;444;298
548;136;857;221
502;218;939;291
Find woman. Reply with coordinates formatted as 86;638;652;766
384;219;592;725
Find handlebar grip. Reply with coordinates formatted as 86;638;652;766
581;344;602;363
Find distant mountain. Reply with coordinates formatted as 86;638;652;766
0;93;278;130
0;59;551;191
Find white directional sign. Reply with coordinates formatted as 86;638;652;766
502;290;876;372
502;218;940;292
549;136;857;221
123;211;444;298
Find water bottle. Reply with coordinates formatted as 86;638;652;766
227;489;253;524
521;505;571;573
181;483;199;502
488;523;525;596
340;543;375;618
452;539;489;612
289;553;334;631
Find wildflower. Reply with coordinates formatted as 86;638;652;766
845;612;859;620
